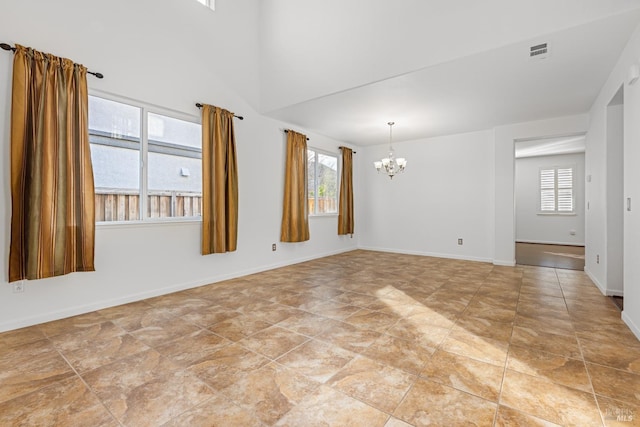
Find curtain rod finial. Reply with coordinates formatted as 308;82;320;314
0;43;16;52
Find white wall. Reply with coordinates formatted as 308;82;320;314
359;130;495;262
585;22;640;339
493;114;590;266
606;102;624;296
0;0;358;332
515;152;585;245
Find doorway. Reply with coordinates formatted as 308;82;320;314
514;134;587;270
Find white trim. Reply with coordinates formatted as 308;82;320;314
584;267;606;295
622;312;640;342
357;246;493;264
0;247;354;333
516;240;585;247
493;259;517;267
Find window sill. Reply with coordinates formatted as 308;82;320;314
96;218;201;229
537;212;577;216
310;214;338;219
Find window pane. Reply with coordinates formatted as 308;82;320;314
307;150;316;214
89;96;141;222
147;113;202;218
557;189;573;212
540;169;555;189
540;189;555;211
317;153;338;214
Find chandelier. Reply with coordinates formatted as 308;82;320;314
373;122;407;179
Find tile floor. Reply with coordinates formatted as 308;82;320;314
1;250;639;426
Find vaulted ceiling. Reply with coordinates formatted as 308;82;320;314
259;1;640;145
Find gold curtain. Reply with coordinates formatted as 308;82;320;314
9;45;95;282
201;104;239;254
280;131;310;242
338;147;355;235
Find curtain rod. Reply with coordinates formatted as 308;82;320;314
195;103;244;120
1;43;104;79
338;146;357;154
284;129;309;140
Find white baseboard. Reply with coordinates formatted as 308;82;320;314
584;267;606;295
516;240;584;247
493;259;516;267
0;247;356;333
622;312;640;342
357;246;492;264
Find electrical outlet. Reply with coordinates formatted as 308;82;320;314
272;243;277;251
597;254;600;264
13;281;24;293
457;238;463;245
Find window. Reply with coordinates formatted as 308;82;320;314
307;148;338;215
540;166;574;213
195;0;215;10
89;95;202;222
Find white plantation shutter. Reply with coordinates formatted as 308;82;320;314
539;167;574;213
540;169;556;212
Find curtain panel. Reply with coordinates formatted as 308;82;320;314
9;45;95;282
338;147;355;235
201;104;239;254
280;130;310;242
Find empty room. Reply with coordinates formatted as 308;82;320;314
1;1;640;426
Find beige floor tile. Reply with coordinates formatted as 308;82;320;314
421;350;503;401
2;251;637;426
0;376;117;427
500;369;602;426
385;318;450;352
0;340;75;404
0;326;46;349
239;325;309;359
129;315;202;348
344;308;400;332
187;343;270;390
453;315;513;342
511;326;581;358
581;338;640;374
327;355;416;413
394;378;497;426
224;363;320;425
494;405;562;427
597;395;640;427
317;321;383;354
274;311;342;337
208;313;273;341
180;305;240;327
83;349;214;426
154;329;230;367
161;394;263;427
440;328;509;367
507;345;592;392
588;363;640;405
274;385;389;427
365;334;434;375
38;312;107;338
277;339;356;383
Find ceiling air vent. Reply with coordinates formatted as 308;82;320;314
529;43;549;60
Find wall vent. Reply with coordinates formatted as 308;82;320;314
529;43;549;60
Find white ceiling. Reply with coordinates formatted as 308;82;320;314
260;2;640;146
515;135;586;158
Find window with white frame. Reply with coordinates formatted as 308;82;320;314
539;166;574;213
307;148;338;215
89;95;202;222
